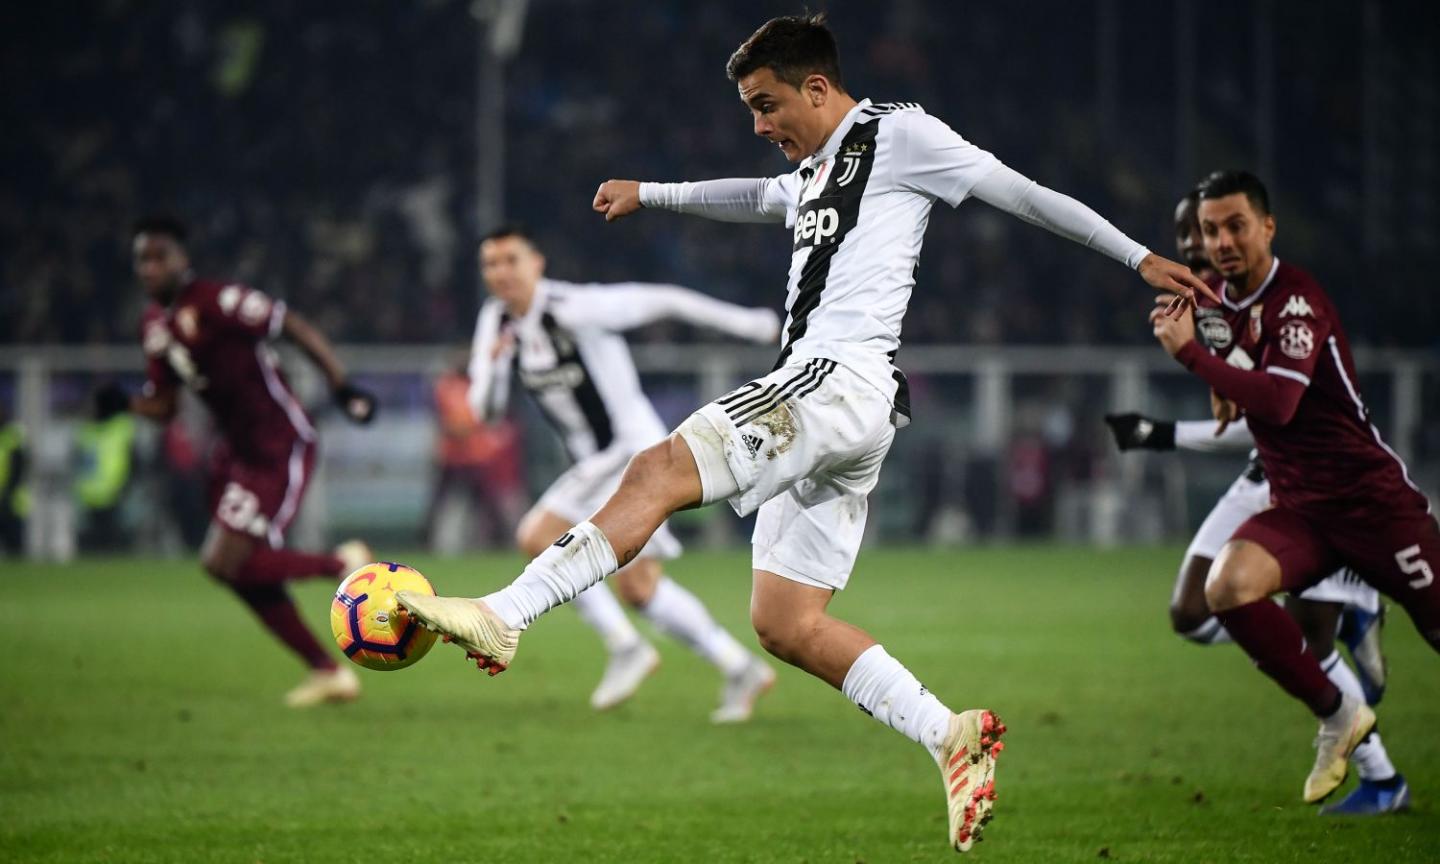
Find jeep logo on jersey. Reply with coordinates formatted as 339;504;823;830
793;198;842;250
518;362;587;391
1197;316;1233;350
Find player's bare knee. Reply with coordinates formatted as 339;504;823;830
750;608;813;664
1206;541;1277;611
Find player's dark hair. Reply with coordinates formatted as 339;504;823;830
1196;170;1271;215
132;216;188;246
726;14;844;91
481;223;538;248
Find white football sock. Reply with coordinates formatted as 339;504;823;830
841;644;954;762
1320;650;1397;781
1179;616;1231;645
638;576;750;676
570;583;643;654
483;521;618;630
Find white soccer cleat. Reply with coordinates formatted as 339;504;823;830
710;657;776;724
394;592;520;676
333;539;374;574
284;665;361;708
937;709;1005;852
1305;695;1376;803
589;640;661;710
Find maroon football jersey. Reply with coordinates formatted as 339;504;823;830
141;279;315;463
1191;259;1425;520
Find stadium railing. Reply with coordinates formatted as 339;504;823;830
1;344;1434;561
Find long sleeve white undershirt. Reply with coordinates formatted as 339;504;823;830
553;282;780;342
1174;417;1254;453
968;165;1150;270
639;178;791;223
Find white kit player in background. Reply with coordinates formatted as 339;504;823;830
466;224;780;721
398;15;1213;853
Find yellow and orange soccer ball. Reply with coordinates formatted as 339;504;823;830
331;562;438;671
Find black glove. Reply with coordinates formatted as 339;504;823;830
93;381;131;421
333;381;377;425
1103;413;1175;452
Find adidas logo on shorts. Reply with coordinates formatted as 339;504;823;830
742;434;763;458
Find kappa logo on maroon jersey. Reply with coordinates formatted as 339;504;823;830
1279;295;1315;318
1278;320;1315;360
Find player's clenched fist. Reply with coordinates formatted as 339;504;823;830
593;180;643;222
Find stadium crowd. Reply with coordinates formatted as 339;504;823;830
3;0;1436;348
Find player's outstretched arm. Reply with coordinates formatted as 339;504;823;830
594;177;792;224
567;283;780;344
967;166;1218;306
1104;412;1253;453
1150;298;1305;425
281;311;376;424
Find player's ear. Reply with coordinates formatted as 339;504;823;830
804;74;828;107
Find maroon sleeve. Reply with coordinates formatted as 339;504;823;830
1175;339;1307;425
200;282;287;341
1256;282;1332;390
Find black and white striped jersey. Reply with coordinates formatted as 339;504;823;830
641;98;1150;423
468;278;778;462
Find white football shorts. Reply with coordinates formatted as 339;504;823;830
537;442;682;561
1187;471;1380;613
677;357;895;591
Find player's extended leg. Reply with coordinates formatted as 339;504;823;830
614;558;775;723
397;433;702;674
750;568;1003;851
1206;518;1375;803
516;506;657;710
200;525;359;706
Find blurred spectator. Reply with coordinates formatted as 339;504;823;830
2;2;1434;350
424;361;525;551
73;385;137;551
0;403;29;554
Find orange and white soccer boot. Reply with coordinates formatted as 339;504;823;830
1305;695;1376;803
394;592;520;676
937;709;1006;852
284;665;361;708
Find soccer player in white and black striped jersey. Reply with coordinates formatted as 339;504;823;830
399;15;1216;852
467;225;781;721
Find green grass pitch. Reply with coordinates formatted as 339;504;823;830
4;547;1437;863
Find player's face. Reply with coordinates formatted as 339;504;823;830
738;67;828;163
132;233;190;301
1172;197;1213;276
479;236;544;309
1198;193;1275;284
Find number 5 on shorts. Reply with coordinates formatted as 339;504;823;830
1396;544;1434;590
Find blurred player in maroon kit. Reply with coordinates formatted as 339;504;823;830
111;217;380;707
1152;172;1436;807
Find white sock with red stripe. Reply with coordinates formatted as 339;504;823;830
569;583;643;654
841;644;954;763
